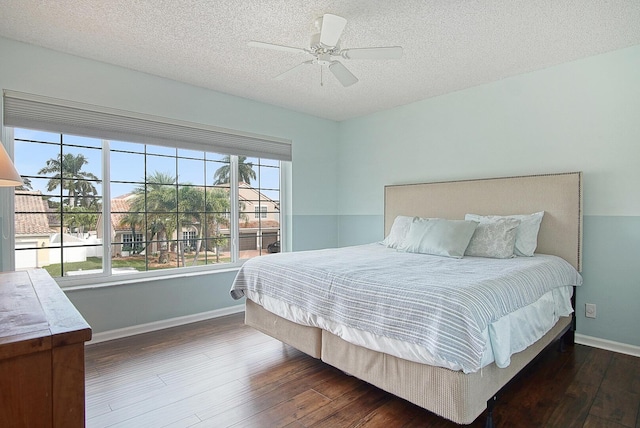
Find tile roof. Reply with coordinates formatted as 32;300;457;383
111;195;135;232
14;191;57;235
240;219;280;229
14;186;280;237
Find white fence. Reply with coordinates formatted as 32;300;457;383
15;233;103;270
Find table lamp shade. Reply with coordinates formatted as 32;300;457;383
0;141;22;187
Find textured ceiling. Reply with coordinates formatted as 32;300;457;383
1;1;639;121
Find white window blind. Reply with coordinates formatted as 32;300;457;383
3;90;292;161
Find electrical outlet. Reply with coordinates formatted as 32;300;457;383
585;303;597;319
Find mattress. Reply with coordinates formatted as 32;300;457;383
231;243;582;373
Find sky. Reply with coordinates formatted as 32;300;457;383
13;128;280;204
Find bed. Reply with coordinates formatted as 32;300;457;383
230;172;583;426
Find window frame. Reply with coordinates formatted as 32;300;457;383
7;128;287;288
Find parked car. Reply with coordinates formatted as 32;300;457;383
267;241;280;253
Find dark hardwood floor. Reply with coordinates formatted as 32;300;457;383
85;313;640;428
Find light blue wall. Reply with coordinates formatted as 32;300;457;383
0;37;339;333
2;35;638;348
336;45;640;347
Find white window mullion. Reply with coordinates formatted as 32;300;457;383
102;139;112;275
230;155;239;262
280;161;291;253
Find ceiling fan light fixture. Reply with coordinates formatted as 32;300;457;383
316;53;331;66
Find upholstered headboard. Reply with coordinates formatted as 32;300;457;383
384;172;583;271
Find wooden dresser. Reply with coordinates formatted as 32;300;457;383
0;269;92;428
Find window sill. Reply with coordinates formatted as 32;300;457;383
60;263;244;291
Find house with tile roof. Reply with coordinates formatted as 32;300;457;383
96;193;142;256
98;183;280;257
15;190;99;270
14;190;58;269
237;182;280;252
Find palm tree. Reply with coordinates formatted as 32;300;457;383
178;186;230;266
16;177;32;191
130;171;177;264
213;155;256;185
38;153;98;207
203;188;231;264
118;211;144;255
127;171;233;267
63;206;98;236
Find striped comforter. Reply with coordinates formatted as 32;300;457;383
230;244;582;373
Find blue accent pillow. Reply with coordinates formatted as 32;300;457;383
398;218;479;259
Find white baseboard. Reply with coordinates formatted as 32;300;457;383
88;304;245;345
575;333;640;358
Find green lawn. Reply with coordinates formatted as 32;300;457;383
43;255;231;278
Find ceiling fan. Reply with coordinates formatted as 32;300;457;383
248;13;403;87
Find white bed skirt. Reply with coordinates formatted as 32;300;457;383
246;285;573;373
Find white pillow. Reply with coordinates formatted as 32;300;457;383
465;212;544;257
464;217;521;259
382;215;414;249
397;218;479;259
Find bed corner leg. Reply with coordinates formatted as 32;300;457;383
559;321;576;352
558;337;566;353
485;396;497;428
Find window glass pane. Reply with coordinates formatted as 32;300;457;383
177;148;204;159
111;183;138;201
63;145;102;181
143;185;177;213
13;128;105;278
59;245;104;277
14;140;60;177
201;236;230;264
206;152;228;163
241;157;259;185
259;158;280;167
261;189;279;202
61;206;100;236
110;140;144;154
205;188;230;216
14;128;60;144
259;165;280;190
111;151;145;182
177;158;205;186
63;134;102;148
146;145;176;156
61;179;101;209
236;157;280;260
210;157;231;185
146;155;176;181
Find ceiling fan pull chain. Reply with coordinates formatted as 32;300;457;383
320;66;324;86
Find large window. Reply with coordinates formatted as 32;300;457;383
12;128;282;281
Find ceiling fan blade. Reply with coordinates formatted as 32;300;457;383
341;46;403;60
248;41;307;55
328;61;358;87
319;14;347;47
274;60;314;80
